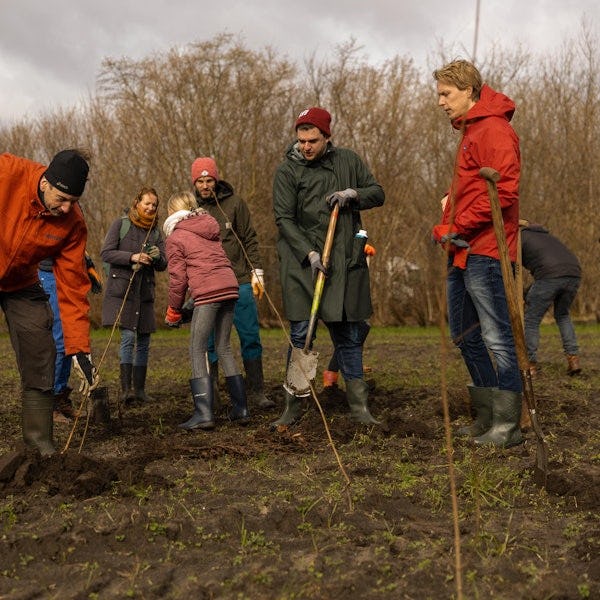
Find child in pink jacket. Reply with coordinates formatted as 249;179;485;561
163;191;249;430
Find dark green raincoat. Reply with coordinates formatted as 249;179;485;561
273;142;384;322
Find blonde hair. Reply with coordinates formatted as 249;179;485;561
167;190;196;214
433;59;483;101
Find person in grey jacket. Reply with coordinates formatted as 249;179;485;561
272;106;384;426
520;220;582;376
101;186;167;404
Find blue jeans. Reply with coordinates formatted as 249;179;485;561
524;276;580;361
208;283;262;363
447;255;521;392
288;319;365;381
120;328;151;366
38;270;71;394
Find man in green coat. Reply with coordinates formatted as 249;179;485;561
272;107;384;425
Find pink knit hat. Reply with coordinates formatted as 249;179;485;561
191;157;219;183
295;107;332;137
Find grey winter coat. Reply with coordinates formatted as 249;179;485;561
100;218;167;333
273;142;384;322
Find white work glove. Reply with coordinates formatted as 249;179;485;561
72;352;100;396
251;269;265;300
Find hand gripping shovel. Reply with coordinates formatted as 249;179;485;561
480;167;548;486
285;204;340;395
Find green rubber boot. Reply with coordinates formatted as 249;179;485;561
474;389;524;448
456;385;495;437
346;379;380;425
271;388;303;428
22;390;56;456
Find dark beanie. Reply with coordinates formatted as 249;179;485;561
44;150;89;197
295;107;332;137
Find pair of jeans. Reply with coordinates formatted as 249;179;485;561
191;299;238;378
38;269;72;393
119;328;151;366
524;276;580;361
447;255;521;392
288;319;365;382
208;283;262;363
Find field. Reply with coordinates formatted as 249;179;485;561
0;324;599;599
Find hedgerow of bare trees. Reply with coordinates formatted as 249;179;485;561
1;30;599;326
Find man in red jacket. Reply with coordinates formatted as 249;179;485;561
0;149;98;455
432;60;523;448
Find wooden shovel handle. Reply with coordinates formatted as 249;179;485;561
304;204;340;351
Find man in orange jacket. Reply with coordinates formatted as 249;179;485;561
0;149;98;455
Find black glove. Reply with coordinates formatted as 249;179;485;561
325;188;358;210
308;251;327;278
145;245;161;261
85;255;103;294
72;352;100;395
440;231;470;249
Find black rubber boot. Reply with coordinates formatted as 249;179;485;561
271;388;303;428
120;363;134;405
346;379;380;425
243;357;275;409
226;375;250;425
90;386;112;426
133;365;153;402
208;361;221;413
22;390;56;456
179;377;215;430
456;385;495;437
474;389;524;448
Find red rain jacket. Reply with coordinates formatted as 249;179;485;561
439;84;521;262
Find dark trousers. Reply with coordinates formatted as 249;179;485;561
0;284;55;391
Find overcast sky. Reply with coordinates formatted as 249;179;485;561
0;0;597;127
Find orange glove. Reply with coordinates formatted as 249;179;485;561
165;306;183;328
251;269;265;300
432;224;470;270
364;243;376;256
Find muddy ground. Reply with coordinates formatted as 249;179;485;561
0;325;599;599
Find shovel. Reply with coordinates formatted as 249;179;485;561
285;204;340;395
480;167;548;487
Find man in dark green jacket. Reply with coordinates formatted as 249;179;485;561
192;157;274;409
272;107;384;425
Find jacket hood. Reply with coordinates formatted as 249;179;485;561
285;140;335;166
452;84;515;130
196;179;234;205
175;212;220;241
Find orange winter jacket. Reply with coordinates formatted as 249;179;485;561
0;153;91;354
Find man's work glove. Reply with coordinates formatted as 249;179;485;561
325;188;358;210
308;251;327;279
251;269;265;300
165;306;183;328
432;224;470;269
85;254;103;294
440;232;470;249
432;224;469;248
145;245;161;261
72;352;100;396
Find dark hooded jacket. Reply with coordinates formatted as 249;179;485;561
100;217;167;333
439;84;521;261
195;180;261;285
273;142;384;322
521;224;581;280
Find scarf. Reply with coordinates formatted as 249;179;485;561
129;207;157;231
